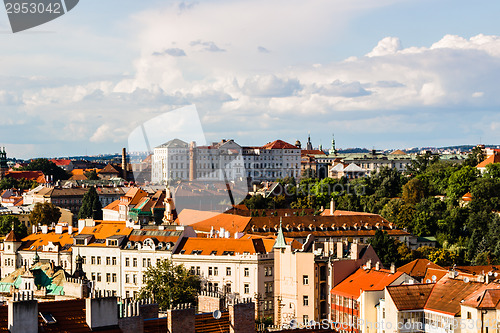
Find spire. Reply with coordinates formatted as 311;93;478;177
329;133;337;156
306;133;313;151
273;217;287;249
33;248;40;264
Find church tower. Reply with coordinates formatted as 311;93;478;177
306;134;313;150
329;134;337;156
162;186;177;224
0;147;8;179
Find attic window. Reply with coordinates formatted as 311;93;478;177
59;236;63;239
210;251;217;255
40;312;57;324
180;250;186;254
222;251;235;255
92;228;97;233
191;250;202;255
116;229;120;232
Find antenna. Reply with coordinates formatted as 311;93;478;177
213;310;221;320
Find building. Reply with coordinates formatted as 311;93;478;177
152;138;300;184
330;263;410;333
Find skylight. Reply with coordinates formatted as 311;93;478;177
40;312;57;324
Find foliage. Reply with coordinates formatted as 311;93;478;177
446;166;479;200
78;186;103;220
84;169;100;180
367;230;400;266
0;177;39;190
138;259;201;310
402;178;426;205
29;202;61;226
463;146;485;167
18;158;70;181
0;215;27;239
405;151;440;176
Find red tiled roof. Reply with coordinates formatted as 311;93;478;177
301;150;326;156
477;154;500;168
99;163;121;174
261;140;299;150
397;259;444;280
424;276;485;315
452;265;500;276
4;230;20;242
103;199;120;211
331;267;404;298
190;214;252;235
462;284;500;309
174;237;268;255
49;159;72;166
4;171;46;183
387;283;434;311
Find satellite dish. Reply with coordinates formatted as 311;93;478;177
426;279;431;283
454;271;459;277
309;320;316;326
432;275;437;282
464;277;470;283
213;310;221;320
488;271;493;276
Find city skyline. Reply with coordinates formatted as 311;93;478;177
1;0;500;158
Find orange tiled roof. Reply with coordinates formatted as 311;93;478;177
239;234;303;251
176;209;223;226
174;237;268;255
103;199;120;211
397;259;444;279
387;283;434;310
49;159;72;166
423;268;448;283
321;209;381;217
424;275;484;315
331;267;404;298
79;221;132;246
477;154;500;168
121;187;148;206
452;265;500;276
190;214;252;234
19;230;74;252
99;163;121;174
301;149;326;156
462;192;473;201
462;284;500;309
261;140;299;150
4;171;46;183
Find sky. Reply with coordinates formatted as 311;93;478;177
1;0;500;158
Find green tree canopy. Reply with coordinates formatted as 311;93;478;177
138;259;201;310
78;186;103;220
19;158;70;181
29;202;61;226
367;230;400;266
446;166;479;200
84;169;100;180
463;146;485;167
405;151;440;176
0;216;27;239
402;178;426;205
0;177;38;191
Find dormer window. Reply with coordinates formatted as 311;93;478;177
107;239;118;246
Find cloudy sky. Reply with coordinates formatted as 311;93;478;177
1;0;500;158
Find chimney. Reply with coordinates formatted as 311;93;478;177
8;292;37;333
229;300;255;333
365;259;372;270
86;293;119;330
336;242;343;259
189;141;196;181
41;225;48;234
390;263;396;274
55;225;63;234
122;148;127;180
330;199;335;215
68;225;73;235
375;262;380;271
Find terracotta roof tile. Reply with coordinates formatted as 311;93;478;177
103;199;120;211
387;283;434;310
397;259;444;280
424;276;485;315
4;171;46;183
19;230;74;252
189;214;252;235
477;154;500;168
174;237;268;255
261;140;299;150
79;221;132;246
4;230;20;242
331;267;404;298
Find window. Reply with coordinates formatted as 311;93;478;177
303;275;309;285
91;256;95;265
112;257;117;265
467;312;471;320
157;259;161;266
244;268;249;277
143;258;146;267
106;273;111;282
125;257;130;267
244;283;249;294
133;258;137;267
97;257;101;265
125;274;130;284
214;267;218;276
226;267;231;276
196;267;201;275
91;272;96;281
303;315;309;324
147;258;151;267
112;273;117;283
106;257;111;265
82;256;86;264
265;282;273;293
97;273;101;282
133;274;137;284
265;267;273;276
208;267;213;276
143;275;147;284
125;291;130;298
303;295;309;306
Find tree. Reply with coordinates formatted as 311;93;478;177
446;166;479;200
0;216;27;239
405;151;440;176
463;146;485;167
402;178;426;205
0;177;38;191
484;163;500;179
138;259;201;310
78;186;103;220
29;202;61;226
19;158;69;181
84;169;100;180
367;230;400;266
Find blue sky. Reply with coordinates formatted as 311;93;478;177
1;0;500;158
